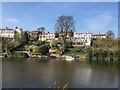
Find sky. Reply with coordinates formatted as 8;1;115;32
1;2;118;37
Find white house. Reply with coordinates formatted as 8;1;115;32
15;27;23;34
74;32;92;46
0;27;15;38
0;27;23;39
15;27;23;38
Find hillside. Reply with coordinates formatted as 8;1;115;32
91;38;119;51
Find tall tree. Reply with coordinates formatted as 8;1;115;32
55;15;75;33
55;15;75;52
37;27;45;34
37;27;45;41
22;31;29;44
106;30;115;39
14;31;22;46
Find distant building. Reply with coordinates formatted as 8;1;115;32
39;33;58;42
93;34;106;39
74;32;92;46
15;27;23;38
58;31;73;40
15;27;22;33
0;27;23;39
0;27;15;38
28;30;39;41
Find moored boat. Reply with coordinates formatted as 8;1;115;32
65;55;76;61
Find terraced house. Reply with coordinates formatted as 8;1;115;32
93;33;107;39
39;33;59;42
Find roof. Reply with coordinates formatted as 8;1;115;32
0;29;14;31
93;34;106;36
74;32;92;35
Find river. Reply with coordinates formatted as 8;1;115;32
2;58;118;88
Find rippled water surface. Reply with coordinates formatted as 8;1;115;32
2;58;118;88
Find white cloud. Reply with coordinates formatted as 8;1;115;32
97;14;113;20
4;18;19;23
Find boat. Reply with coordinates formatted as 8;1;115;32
65;55;76;61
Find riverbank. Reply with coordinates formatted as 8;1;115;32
1;37;119;63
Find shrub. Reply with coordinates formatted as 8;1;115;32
38;45;49;55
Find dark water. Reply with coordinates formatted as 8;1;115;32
2;58;118;88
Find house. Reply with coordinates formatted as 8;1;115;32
58;31;73;40
15;27;22;34
93;34;106;39
28;30;40;41
39;33;58;42
74;32;92;46
0;27;23;39
0;27;15;39
15;27;23;38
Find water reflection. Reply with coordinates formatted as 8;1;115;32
2;58;118;88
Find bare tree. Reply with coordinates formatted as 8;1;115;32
106;30;115;39
55;15;75;52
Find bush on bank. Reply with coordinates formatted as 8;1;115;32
87;49;120;61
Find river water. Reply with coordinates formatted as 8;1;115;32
2;58;118;88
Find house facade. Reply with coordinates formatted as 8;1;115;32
0;27;15;38
28;30;40;41
58;31;73;40
15;27;23;38
93;34;106;39
39;33;58;42
74;32;92;46
15;27;23;34
0;27;23;39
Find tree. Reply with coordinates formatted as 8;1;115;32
106;30;115;39
55;31;59;38
55;15;75;52
87;49;93;60
14;31;22;46
2;38;15;55
38;45;49;55
37;27;45;34
55;15;75;35
37;27;45;41
22;31;29;44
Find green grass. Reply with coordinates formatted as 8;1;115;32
64;50;86;55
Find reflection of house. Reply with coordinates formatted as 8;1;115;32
74;32;92;46
93;34;106;39
28;30;39;41
39;33;58;42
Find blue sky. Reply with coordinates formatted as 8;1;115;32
1;2;118;37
